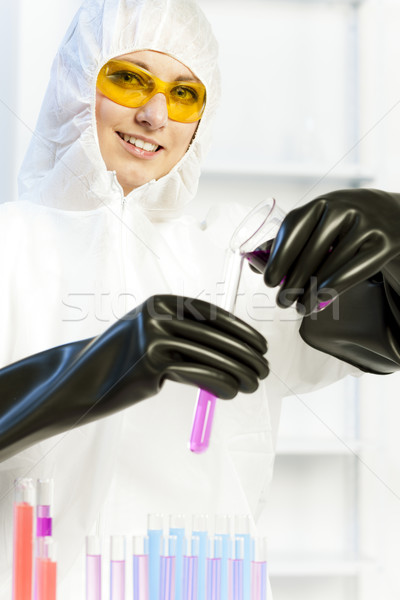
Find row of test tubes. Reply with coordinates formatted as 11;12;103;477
12;477;56;600
86;515;267;600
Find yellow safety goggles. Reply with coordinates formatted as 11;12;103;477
96;60;206;123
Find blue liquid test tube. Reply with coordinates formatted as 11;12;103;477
214;516;231;600
234;517;251;600
169;515;186;600
160;536;177;600
148;514;164;600
206;537;222;600
110;535;125;600
250;539;267;600
182;536;199;600
191;515;208;600
132;535;149;600
228;538;244;600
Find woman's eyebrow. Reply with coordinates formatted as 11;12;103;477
121;58;199;82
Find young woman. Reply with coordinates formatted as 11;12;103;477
1;0;399;596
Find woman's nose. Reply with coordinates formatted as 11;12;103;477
135;93;169;129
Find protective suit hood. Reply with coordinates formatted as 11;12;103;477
17;0;220;219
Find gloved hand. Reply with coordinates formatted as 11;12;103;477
264;188;400;315
0;294;269;462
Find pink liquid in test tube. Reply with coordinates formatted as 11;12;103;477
133;535;149;600
189;389;217;453
250;539;267;600
228;538;244;600
189;199;282;454
35;479;54;600
86;536;102;600
159;536;176;600
189;249;244;454
206;537;223;600
110;536;125;600
182;550;198;600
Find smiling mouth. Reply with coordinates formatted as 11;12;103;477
117;131;162;152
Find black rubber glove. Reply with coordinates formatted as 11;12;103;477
264;188;400;314
254;189;400;374
0;294;269;462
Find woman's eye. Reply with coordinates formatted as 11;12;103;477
108;71;145;88
171;85;198;104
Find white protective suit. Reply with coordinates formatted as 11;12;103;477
0;0;359;597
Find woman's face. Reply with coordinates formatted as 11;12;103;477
95;50;201;196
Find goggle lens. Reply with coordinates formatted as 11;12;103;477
96;60;206;123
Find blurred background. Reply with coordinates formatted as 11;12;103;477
1;0;400;599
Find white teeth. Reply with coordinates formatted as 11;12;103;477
133;138;145;149
120;133;158;152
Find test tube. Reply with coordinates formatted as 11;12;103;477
110;535;125;600
147;514;164;600
36;537;57;600
169;515;186;600
228;538;244;600
36;479;53;538
182;536;199;600
35;479;54;600
250;539;267;600
86;535;102;600
189;198;282;454
234;517;251;600
214;516;231;600
132;535;149;600
13;477;35;600
189;250;243;454
206;537;222;600
159;536;177;600
191;515;208;600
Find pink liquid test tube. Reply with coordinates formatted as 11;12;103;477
86;535;102;600
13;477;35;600
182;536;199;600
189;250;243;454
206;537;223;600
159;536;177;600
132;535;149;600
35;479;54;600
189;198;284;454
228;538;244;600
250;539;267;600
110;535;126;600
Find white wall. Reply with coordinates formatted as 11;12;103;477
0;0;82;202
